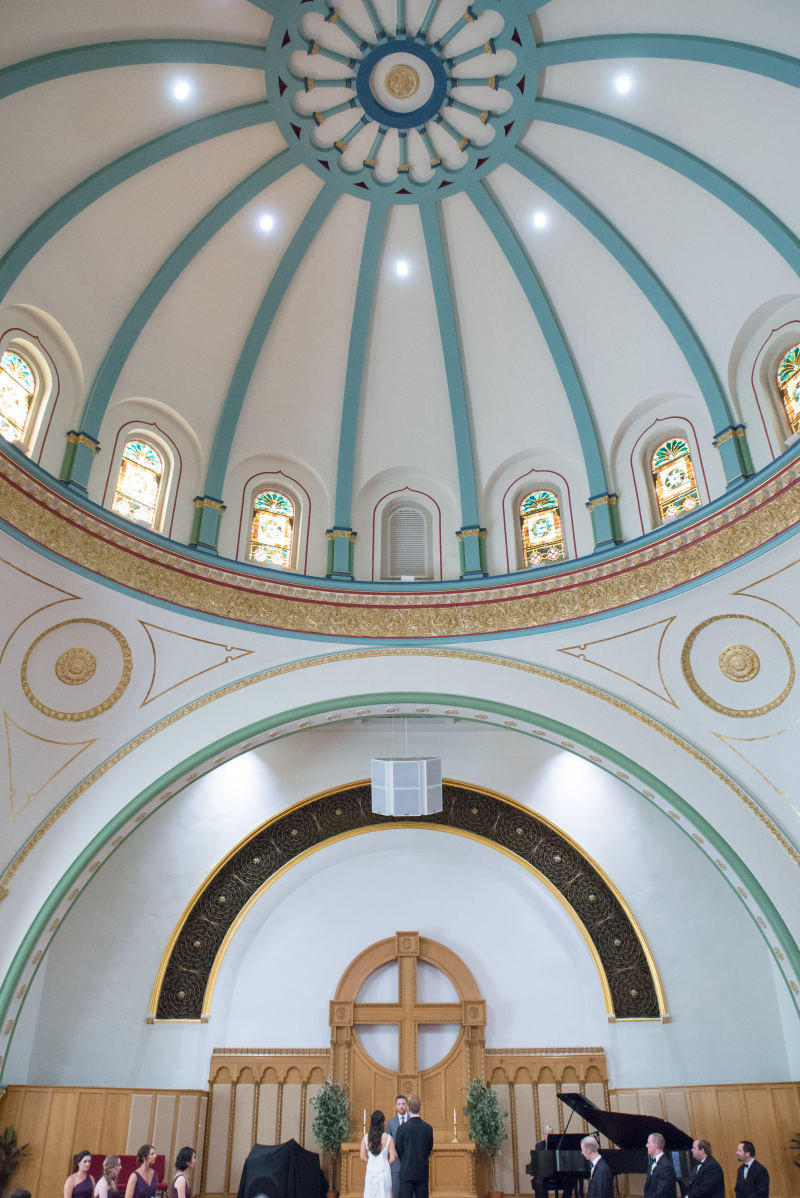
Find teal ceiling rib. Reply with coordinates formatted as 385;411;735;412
80;148;297;438
333;201;389;529
469;183;608;496
0;102;270;304
535;33;800;90
204;183;340;498
534;98;800;277
0;39;266;100
511;146;735;431
419;203;481;526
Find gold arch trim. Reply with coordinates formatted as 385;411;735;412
147;780;666;1023
2;640;797;899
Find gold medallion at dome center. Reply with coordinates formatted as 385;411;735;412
718;643;760;682
55;646;97;686
385;64;420;99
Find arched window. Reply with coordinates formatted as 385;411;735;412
520;490;565;567
249;490;294;567
111;439;165;528
777;344;800;436
651;438;701;523
386;504;430;578
0;349;37;444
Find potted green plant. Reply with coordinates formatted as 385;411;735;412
310;1078;351;1197
0;1126;29;1197
463;1078;507;1198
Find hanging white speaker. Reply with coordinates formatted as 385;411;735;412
370;757;443;816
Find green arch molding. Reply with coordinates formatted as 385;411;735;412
533;99;800;279
419;204;481;525
469;184;609;496
1;688;798;1080
0;40;266;100
535;34;800;90
509;147;735;433
334;201;389;528
152;781;664;1021
79;148;299;437
204;184;340;497
0;102;271;304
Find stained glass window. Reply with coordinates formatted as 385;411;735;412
249;490;294;567
112;440;164;528
0;350;36;443
777;344;800;435
520;490;565;567
651;438;701;523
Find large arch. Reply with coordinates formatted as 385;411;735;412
150;781;665;1021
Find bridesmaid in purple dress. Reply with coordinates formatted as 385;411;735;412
125;1145;159;1198
64;1151;95;1198
170;1147;195;1198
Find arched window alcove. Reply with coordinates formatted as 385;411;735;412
0;341;52;455
519;489;566;568
109;435;172;531
650;437;702;525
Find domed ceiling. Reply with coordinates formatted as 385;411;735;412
3;0;800;582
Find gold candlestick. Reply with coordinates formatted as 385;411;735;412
452;1106;458;1143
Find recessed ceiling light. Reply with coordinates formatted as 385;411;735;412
615;74;632;94
396;260;410;277
258;213;275;232
532;211;548;229
173;79;191;101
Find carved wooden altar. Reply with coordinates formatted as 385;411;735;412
329;931;486;1140
340;1141;477;1198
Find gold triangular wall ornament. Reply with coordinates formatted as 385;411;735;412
0;555;78;665
559;617;677;706
4;711;95;819
140;621;253;706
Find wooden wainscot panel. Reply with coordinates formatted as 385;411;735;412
0;1087;206;1198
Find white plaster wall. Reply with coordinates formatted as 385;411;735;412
7;722;795;1091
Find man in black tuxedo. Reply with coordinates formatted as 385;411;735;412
394;1096;434;1198
644;1132;677;1198
581;1135;612;1198
687;1139;725;1198
734;1141;769;1198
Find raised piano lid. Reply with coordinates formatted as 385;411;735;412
557;1093;694;1151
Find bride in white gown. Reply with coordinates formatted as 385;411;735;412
360;1110;396;1198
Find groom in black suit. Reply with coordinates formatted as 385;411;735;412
394;1096;434;1198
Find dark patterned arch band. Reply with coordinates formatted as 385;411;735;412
155;783;661;1020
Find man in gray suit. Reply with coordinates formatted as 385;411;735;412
386;1095;409;1198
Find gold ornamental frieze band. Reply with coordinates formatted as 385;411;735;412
1;450;799;639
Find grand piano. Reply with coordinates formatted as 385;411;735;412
526;1092;694;1197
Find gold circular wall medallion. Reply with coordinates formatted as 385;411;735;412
718;643;760;682
21;619;132;720
385;63;420;98
54;646;97;686
681;614;794;717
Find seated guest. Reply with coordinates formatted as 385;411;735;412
125;1145;159;1198
95;1155;122;1198
7;1189;32;1198
687;1140;724;1198
65;1150;95;1198
171;1147;196;1198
